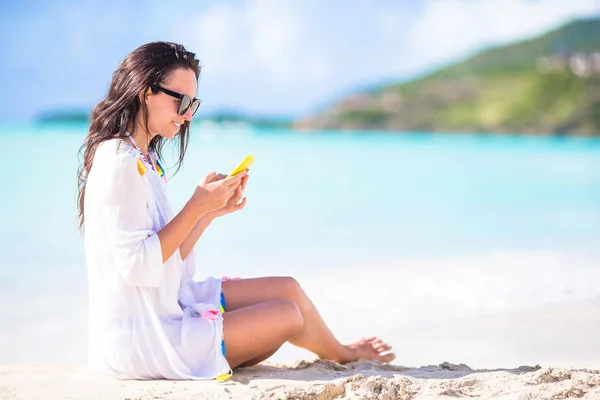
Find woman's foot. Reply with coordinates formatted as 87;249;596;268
327;336;396;364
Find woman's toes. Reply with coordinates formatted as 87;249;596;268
348;337;395;363
379;352;396;363
374;343;391;352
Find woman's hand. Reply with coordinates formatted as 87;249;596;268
205;170;249;220
191;171;246;215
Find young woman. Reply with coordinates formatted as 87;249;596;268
77;41;395;381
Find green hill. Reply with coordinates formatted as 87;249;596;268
295;19;600;135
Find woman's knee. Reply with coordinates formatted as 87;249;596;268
280;276;303;299
277;299;304;336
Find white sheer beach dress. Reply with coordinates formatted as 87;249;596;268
83;138;231;380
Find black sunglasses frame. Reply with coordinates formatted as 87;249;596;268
152;85;202;116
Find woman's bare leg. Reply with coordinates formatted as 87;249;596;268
222;277;395;365
222;299;303;369
236;349;278;368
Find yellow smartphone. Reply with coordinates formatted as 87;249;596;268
228;155;256;177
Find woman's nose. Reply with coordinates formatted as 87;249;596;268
182;108;193;121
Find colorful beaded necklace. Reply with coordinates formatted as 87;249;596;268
126;133;167;182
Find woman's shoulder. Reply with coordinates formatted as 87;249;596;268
94;139;142;176
96;138;143;163
88;139;149;200
96;138;138;160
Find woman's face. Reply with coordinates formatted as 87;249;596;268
146;67;198;139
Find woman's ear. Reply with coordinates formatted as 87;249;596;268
138;87;153;104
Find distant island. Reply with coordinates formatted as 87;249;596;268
194;110;291;128
36;110;90;124
36;18;599;136
294;18;600;136
36;109;291;129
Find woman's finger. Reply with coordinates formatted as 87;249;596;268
235;197;246;211
202;172;217;184
241;174;249;191
226;186;242;205
224;173;246;187
232;188;242;205
226;188;238;201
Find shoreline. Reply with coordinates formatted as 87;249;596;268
2;294;599;366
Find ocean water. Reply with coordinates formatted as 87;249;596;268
1;122;599;364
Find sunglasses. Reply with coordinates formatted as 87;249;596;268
152;85;202;116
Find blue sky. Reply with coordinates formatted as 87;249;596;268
0;0;599;122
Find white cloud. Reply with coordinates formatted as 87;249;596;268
189;0;599;113
405;0;600;71
5;0;597;120
191;1;334;86
192;4;246;76
244;0;305;82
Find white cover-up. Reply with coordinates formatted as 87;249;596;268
83;138;230;380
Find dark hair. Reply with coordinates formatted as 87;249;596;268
76;41;201;229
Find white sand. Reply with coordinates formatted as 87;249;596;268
3;298;600;399
2;360;599;400
2;258;600;399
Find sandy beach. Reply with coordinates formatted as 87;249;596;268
3;360;599;399
3;4;600;398
2;297;599;399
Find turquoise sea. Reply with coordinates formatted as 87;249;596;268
1;122;599;364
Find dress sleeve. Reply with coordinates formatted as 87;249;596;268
101;153;164;287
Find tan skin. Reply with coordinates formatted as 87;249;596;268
127;67;396;369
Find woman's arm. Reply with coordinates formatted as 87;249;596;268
160;172;245;262
101;149;243;287
102;153;208;287
178;171;249;260
178;214;214;261
157;200;210;262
